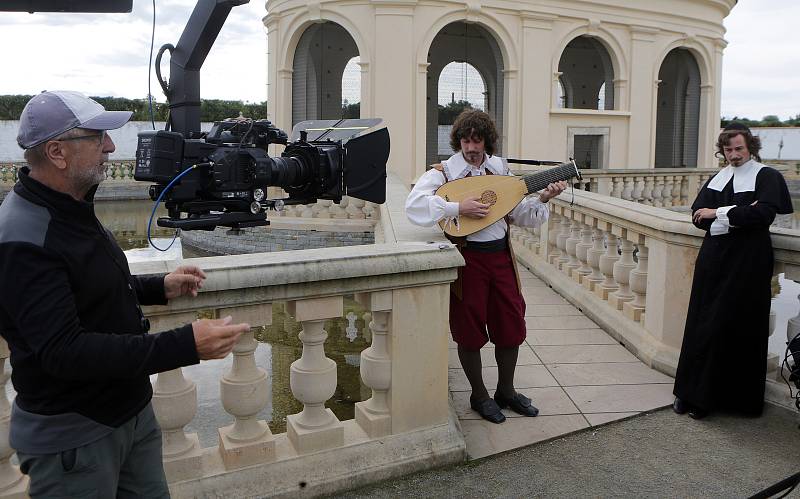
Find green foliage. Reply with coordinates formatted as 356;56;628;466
341;101;360;119
437;100;474;125
0;95;268;122
721;115;798;128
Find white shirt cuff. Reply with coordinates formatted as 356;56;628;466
444;201;460;218
709;219;729;236
715;205;736;227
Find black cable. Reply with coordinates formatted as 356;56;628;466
147;0;156;130
154;43;174;130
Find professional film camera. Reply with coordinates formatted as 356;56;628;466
128;0;389;230
134;117;389;230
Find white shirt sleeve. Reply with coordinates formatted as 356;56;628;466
405;169;461;227
508;196;550;228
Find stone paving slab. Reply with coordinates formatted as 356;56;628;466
450;272;675;460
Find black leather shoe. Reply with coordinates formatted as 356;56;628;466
672;397;688;415
494;392;539;417
470;398;506;424
688;408;708;420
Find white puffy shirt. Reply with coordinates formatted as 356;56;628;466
405;152;550;242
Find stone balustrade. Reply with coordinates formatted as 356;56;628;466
515;167;720;207
509;190;800;405
0;173;465;498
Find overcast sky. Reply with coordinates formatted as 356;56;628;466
0;0;796;120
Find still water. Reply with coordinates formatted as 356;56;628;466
95;199;369;445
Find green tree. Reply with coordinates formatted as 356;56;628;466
437;100;474;125
341;101;360;119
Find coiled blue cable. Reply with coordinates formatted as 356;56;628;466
147;164;200;251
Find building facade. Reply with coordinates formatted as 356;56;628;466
265;0;736;185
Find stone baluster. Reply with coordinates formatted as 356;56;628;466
662;176;675;207
363;202;378;219
623;237;648;322
652;176;665;207
621;177;634;201
347;198;366;219
564;218;582;276
632;176;645;204
609;234;637;310
299;203;314;218
314;200;331;218
531;226;542;254
218;304;276;469
286;297;344;454
556;213;573;270
642;177;655;206
584;226;606;291
329;199;348;219
0;340;27;498
574;221;594;283
354;291;392;437
610;177;624;199
680;177;690;205
671;176;682;205
547;213;562;265
150;313;204;482
596;229;620;300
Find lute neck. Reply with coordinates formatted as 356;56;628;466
520;163;579;195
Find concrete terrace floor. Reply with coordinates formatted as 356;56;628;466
449;265;674;459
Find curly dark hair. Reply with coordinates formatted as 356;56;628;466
716;130;762;163
449;109;499;156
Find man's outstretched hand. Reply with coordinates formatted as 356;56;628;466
192;316;250;360
165;265;207;299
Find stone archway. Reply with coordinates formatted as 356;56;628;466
292;22;359;126
655;48;701;168
557;36;616;110
425;22;505;167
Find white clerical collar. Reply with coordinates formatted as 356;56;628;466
706;158;764;193
444;152;505;180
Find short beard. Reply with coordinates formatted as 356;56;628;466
67;163;106;195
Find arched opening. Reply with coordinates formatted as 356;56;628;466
436;61;487;158
425;22;505;166
341;56;361;118
292;22;359;126
655;48;701;168
557;36;615;110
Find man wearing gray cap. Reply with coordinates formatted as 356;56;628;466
0;90;250;497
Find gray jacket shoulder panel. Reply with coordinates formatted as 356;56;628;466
0;190;51;247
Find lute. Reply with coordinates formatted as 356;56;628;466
435;160;581;237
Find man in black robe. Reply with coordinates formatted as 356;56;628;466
673;123;793;419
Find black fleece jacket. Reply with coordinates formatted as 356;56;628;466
0;168;199;427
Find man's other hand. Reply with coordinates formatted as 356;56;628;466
692;207;718;224
192;316;249;360
459;196;490;218
165;265;207;299
539;181;568;203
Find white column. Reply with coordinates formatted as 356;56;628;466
574;221;594;283
286;296;344;454
596;229;620;300
354;291;392;438
584;226;606;291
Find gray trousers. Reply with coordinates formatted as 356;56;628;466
17;403;170;499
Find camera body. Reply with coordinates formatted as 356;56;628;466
134;118;389;230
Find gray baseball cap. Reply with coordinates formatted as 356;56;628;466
17;90;133;149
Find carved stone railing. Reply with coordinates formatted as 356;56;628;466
0;161;138;184
517;167;720;207
509;190;800;410
0;173;465;498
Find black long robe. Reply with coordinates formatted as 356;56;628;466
673;164;793;415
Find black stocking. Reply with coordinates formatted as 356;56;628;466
457;345;489;402
495;346;519;399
